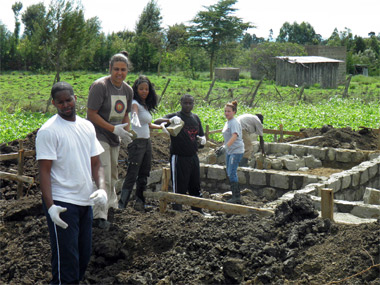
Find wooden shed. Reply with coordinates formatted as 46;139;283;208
275;56;343;88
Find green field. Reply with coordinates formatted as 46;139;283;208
0;72;379;144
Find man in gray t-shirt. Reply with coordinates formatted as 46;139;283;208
237;113;265;166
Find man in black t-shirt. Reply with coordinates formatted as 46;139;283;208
154;94;206;211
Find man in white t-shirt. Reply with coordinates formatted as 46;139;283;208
36;82;107;284
237;113;265;166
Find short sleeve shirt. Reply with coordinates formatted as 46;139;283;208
237;114;263;136
164;111;204;156
131;99;152;139
222;118;244;155
87;76;133;146
36;115;104;206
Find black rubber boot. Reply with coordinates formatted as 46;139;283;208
227;182;241;204
118;188;132;209
239;157;249;167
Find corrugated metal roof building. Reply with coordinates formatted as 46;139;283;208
275;56;344;88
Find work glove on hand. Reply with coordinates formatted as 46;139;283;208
131;112;141;127
112;123;132;139
197;135;207;145
214;145;226;157
160;122;170;136
90;189;108;206
48;205;68;229
169;116;181;125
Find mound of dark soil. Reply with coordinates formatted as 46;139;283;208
283;125;379;150
1;128;380;284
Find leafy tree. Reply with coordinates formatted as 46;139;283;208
131;0;163;72
21;3;46;37
12;2;23;44
188;0;252;79
44;0;86;81
0;23;13;70
277;21;321;45
166;24;188;51
251;42;306;79
353;36;366;54
327;28;354;50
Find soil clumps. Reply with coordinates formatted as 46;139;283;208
1;128;380;284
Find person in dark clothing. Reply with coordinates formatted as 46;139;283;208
154;94;206;212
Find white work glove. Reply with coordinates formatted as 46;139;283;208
90;189;108;206
131;112;141;127
215;145;226;157
112;123;132;139
48;205;68;229
169;116;181;125
197;135;207;145
160;122;170;136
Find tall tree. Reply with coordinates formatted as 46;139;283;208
277;21;321;45
188;0;252;79
131;0;163;72
44;0;86;81
0;23;13;70
21;3;46;37
12;2;23;44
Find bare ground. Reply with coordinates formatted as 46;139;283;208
1;127;379;284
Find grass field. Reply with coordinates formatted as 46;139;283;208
0;71;379;143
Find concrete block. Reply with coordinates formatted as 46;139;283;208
271;159;283;170
237;170;247;184
290;173;305;190
269;143;291;154
351;204;380;219
369;152;380;160
148;169;163;185
304;155;322;168
336;150;353;163
249;170;266;186
307;146;326;160
326;177;341;193
303;175;319;186
360;169;369;185
363;187;380;205
351;151;365;163
341;174;351;189
369;163;378;179
326;148;336;161
290;145;306;157
270;173;290;189
200;165;206;179
207;165;227;180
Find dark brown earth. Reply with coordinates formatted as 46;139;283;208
1;127;379;284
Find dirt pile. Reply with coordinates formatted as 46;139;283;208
1;128;380;284
284;125;379;150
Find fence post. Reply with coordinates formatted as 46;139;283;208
205;125;210;141
279;124;284;142
321;188;334;221
159;167;171;213
17;140;25;199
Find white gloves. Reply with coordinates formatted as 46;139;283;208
169;116;181;125
131;112;141;127
197;135;207;145
112;123;132;139
48;205;68;229
160;122;170;136
90;189;108;206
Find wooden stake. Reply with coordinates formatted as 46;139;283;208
17;141;25;199
145;191;274;217
321;188;334;221
159;167;171;212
